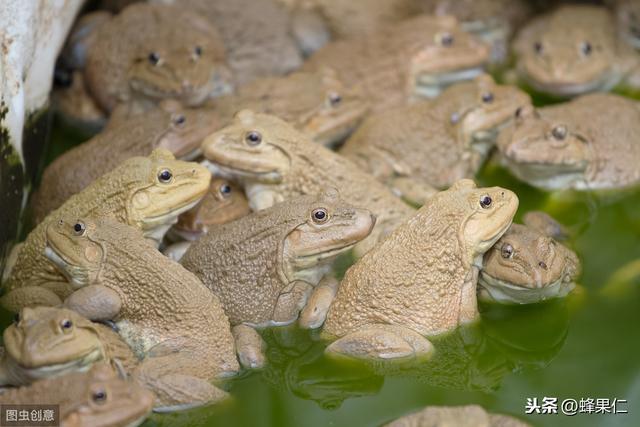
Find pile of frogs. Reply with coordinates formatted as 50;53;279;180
1;0;639;426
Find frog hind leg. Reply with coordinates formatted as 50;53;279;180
232;324;267;369
0;286;63;312
325;324;434;361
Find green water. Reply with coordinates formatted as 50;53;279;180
8;95;640;426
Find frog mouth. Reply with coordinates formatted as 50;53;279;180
478;274;575;304
10;346;104;379
523;72;618;97
44;245;94;289
203;161;283;183
501;158;586;190
294;241;359;266
415;67;485;97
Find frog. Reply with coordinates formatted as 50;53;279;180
31;102;220;223
201;110;415;256
0;363;155;427
0;307;137;387
211;68;369;146
302;14;490;111
52;71;109;132
496;93;640;190
479;213;581;304
385;404;531;427
81;3;232;116
610;0;640;49
339;74;531;205
321;180;518;361
419;0;533;64
512;5;640;97
181;191;375;333
1;149;211;312
155;0;306;85
47;216;239;411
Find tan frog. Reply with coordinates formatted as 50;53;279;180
322;180;518;361
0;307;137;387
32;103;219;223
82;3;232;114
181;191;375;329
303;14;490;111
513;5;640;96
385;404;531;427
497;93;640;190
201;110;414;256
1;149;210;312
212;68;369;146
0;363;154;427
480;214;580;304
340;74;531;205
48;216;239;411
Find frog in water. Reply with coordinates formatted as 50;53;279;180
0;363;154;427
497;94;640;191
385;404;531;427
303;14;490;111
47;216;239;411
1;149;210;312
513;5;640;97
31;103;219;223
181;191;375;331
322;180;518;361
0;307;137;387
74;3;231;119
340;74;531;205
212;68;369;147
201;110;414;256
480;213;580;304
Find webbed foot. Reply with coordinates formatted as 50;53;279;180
232;325;266;369
299;276;338;329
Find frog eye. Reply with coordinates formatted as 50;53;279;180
327;92;342;107
533;42;543;54
311;208;329;223
60;319;73;331
501;243;514;259
194;46;203;57
158;169;173;183
73;222;86;236
148;52;161;65
479;194;492;209
514;107;523;118
551;125;567;140
245;131;262;146
437;32;454;47
538;261;548;269
481;92;494;103
92;389;108;404
580;41;592;56
172;114;186;127
219;183;232;197
450;111;461;124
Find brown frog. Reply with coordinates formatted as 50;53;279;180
48;216;239;411
322;180;518;361
1;149;210;312
201;110;414;256
0;307;137;387
0;363;154;427
385;404;531;427
83;3;232;114
513;5;640;96
497;94;640;190
32;103;219;223
303;14;490;111
340;74;531;204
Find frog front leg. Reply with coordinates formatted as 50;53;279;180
325;324;434;361
232;324;267;369
64;284;122;321
244;183;284;211
299;276;339;329
272;280;314;325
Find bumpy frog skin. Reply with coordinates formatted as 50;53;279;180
497;94;640;190
322;180;518;361
340;74;531;204
385;404;531;427
303;14;490;111
47;217;238;411
84;3;232;113
0;363;154;427
0;307;137;387
480;217;580;304
513;5;640;96
156;0;304;85
32;104;219;223
1;149;210;312
213;69;369;146
181;191;375;328
201;110;414;256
